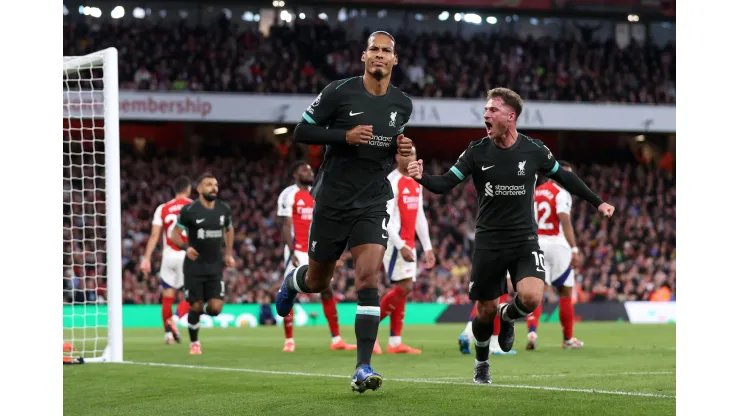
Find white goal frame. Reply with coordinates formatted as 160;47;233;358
63;47;122;363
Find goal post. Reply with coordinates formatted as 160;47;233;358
63;48;122;363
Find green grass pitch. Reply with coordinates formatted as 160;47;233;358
64;322;675;415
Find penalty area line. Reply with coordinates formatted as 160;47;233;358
120;361;675;399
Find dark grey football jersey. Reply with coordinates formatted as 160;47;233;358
449;134;559;249
176;199;233;275
300;76;413;210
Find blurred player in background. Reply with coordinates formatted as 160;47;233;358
171;173;235;355
376;146;434;355
140;176;192;344
277;161;357;352
275;31;414;393
527;161;584;350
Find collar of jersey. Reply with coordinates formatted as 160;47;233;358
491;133;522;151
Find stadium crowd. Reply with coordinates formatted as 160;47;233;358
63;141;676;306
63;18;675;104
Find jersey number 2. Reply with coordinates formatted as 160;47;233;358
535;201;554;230
165;213;183;238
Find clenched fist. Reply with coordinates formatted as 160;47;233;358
407;159;423;180
598;202;615;218
397;134;414;156
346;125;373;145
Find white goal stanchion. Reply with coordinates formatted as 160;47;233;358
62;48;122;363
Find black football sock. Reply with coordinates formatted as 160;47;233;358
288;265;312;293
188;310;200;343
355;288;380;369
471;316;494;362
504;294;533;322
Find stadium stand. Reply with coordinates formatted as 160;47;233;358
63;139;675;306
63;18;675;103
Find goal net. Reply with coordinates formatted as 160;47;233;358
63;48;122;363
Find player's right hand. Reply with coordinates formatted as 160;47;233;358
407;159;423;179
345;125;373;146
598;202;615;218
291;253;300;267
571;251;581;268
140;258;151;275
186;247;199;261
400;246;415;262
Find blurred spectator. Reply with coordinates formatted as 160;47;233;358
63;19;675;104
63;140;676;306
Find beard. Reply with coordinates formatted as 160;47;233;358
370;68;384;80
202;192;217;202
299;178;314;186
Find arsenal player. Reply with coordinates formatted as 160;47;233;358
276;161;356;352
377;146;435;354
527;161;584;350
140;176;193;344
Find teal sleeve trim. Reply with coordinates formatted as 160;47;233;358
450;166;464;181
302;112;317;125
176;223;186;230
546;161;560;177
335;78;354;89
398;126;405;134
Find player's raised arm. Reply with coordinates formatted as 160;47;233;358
536;145;613;216
409;149;474;194
141;204;164;275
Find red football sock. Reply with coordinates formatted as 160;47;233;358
284;309;294;339
390;295;407;337
493;308;500;336
321;296;340;338
527;302;543;333
162;295;175;329
559;296;574;340
176;301;190;318
380;286;405;322
492;295;508;336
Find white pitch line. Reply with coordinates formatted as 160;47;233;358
435;371;674;380
120;361;675;399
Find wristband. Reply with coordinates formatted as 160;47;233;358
571;247;579;253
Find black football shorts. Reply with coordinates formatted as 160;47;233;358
307;202;390;262
469;242;546;301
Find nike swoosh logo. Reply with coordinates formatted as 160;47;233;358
481;165;494;171
196;219;205;224
382;233;388;239
349;111;364;116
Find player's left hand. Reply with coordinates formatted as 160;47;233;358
397;134;413;156
224;254;236;268
423;250;436;269
598;202;615;218
140;258;151;275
